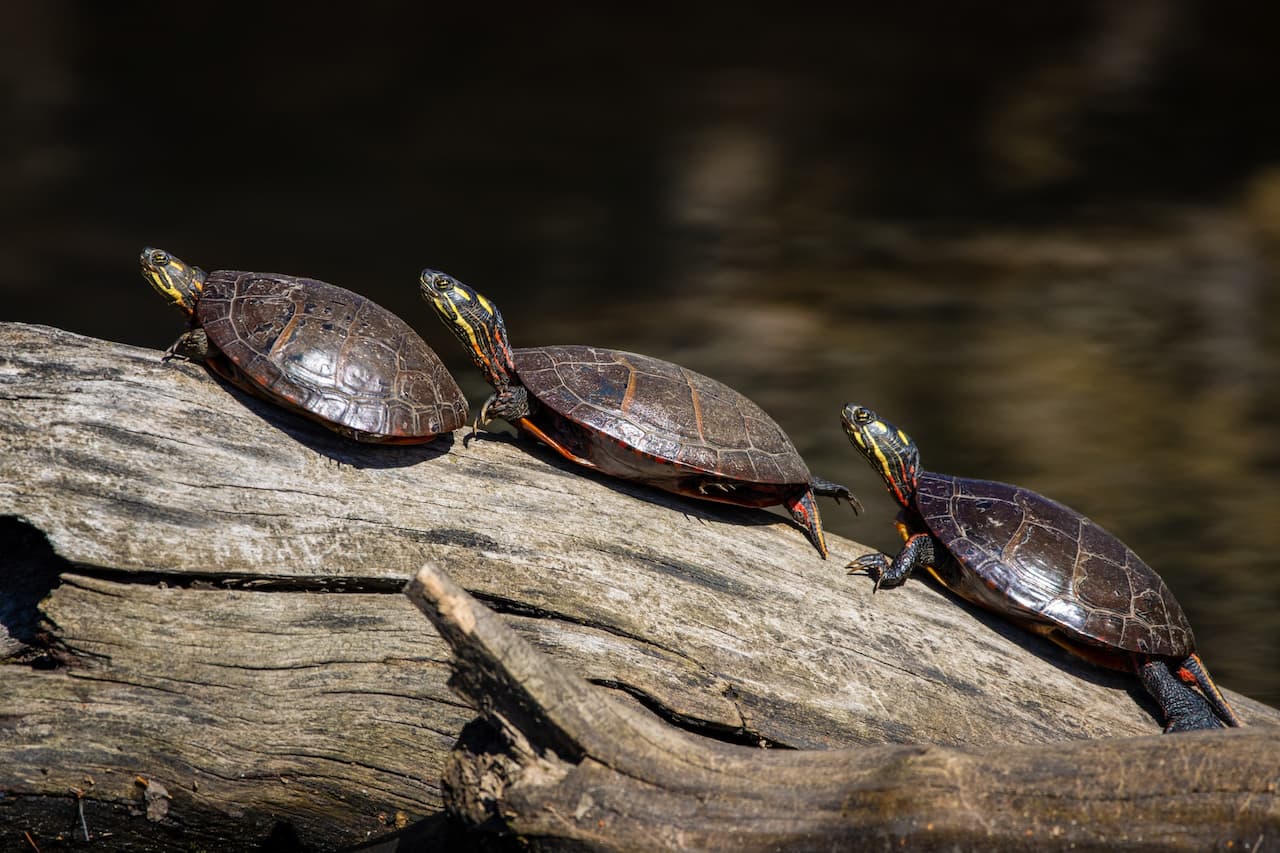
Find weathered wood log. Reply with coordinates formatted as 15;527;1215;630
1;322;1276;850
406;562;1280;851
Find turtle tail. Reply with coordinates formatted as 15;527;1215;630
1178;653;1242;728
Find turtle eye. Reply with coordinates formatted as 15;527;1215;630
420;270;452;292
854;407;875;425
150;250;170;266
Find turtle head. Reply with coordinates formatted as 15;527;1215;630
419;269;516;389
140;247;207;317
842;404;920;507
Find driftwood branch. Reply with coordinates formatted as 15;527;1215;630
1;322;1276;849
406;562;1280;851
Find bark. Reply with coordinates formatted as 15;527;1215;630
1;322;1276;850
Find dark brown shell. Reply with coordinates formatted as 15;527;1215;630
915;473;1194;658
512;346;811;486
197;271;467;440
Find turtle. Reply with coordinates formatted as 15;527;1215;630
417;268;860;558
841;404;1241;732
140;247;467;443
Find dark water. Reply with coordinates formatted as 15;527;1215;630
4;4;1278;706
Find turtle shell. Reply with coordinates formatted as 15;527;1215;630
198;271;467;442
914;472;1194;658
512;345;811;488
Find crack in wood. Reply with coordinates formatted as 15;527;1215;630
587;678;791;749
470;591;714;676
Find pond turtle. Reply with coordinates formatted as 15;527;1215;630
419;269;860;557
140;247;467;443
841;403;1240;732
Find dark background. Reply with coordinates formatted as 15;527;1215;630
5;3;1279;705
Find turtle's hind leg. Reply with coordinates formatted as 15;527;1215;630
1139;658;1223;732
810;476;864;515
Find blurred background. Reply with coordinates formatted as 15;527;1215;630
4;3;1278;705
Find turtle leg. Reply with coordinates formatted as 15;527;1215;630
163;328;211;362
474;385;542;445
810;476;864;515
163;329;250;397
1176;653;1242;727
847;533;935;592
1138;658;1223;732
478;387;601;469
783;487;830;560
478;384;530;427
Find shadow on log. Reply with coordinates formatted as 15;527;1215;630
406;564;1280;851
1;322;1277;849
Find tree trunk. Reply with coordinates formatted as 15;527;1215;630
1;322;1276;850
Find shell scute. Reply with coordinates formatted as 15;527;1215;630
513;345;809;485
197;270;466;439
915;472;1193;657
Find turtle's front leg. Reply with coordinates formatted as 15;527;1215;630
163;327;211;363
477;387;598;469
847;533;936;592
478;384;531;426
469;385;530;440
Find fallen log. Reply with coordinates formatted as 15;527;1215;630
406;562;1280;851
1;322;1275;849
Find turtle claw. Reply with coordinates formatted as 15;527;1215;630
161;337;187;363
466;397;498;445
848;553;890;593
832;490;864;515
811;477;864;515
162;328;209;364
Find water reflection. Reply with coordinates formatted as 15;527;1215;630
3;4;1278;705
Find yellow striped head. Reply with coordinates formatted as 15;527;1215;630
139;247;207;317
419;269;516;388
841;404;920;507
